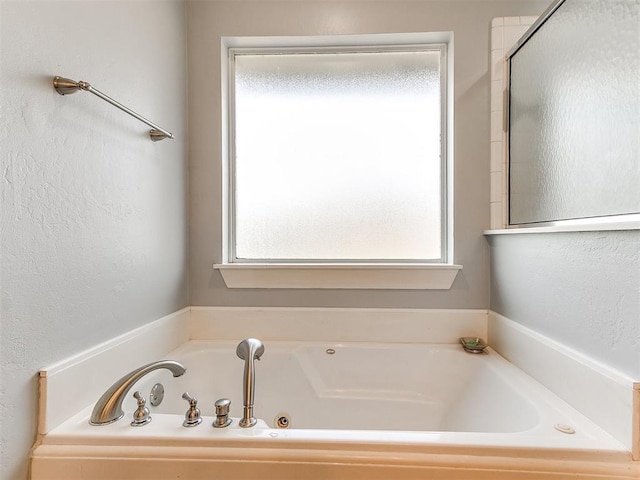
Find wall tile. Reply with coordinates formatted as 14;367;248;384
503;26;529;50
490;202;503;229
490;110;503;142
490;16;538;229
492;49;505;79
491;80;503;113
491;141;503;173
491;171;503;203
491;26;503;51
520;16;538;26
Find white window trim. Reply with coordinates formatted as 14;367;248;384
484;214;640;236
218;33;460;290
213;263;462;290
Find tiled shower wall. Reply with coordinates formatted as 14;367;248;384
490;16;538;229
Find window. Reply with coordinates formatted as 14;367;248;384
507;0;640;227
217;34;460;289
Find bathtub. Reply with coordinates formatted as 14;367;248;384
32;340;633;479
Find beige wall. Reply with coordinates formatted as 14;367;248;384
187;0;549;308
489;231;640;379
0;2;188;478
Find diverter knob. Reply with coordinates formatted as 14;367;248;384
213;398;232;428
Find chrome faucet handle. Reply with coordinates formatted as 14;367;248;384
181;392;203;427
90;360;186;426
130;391;151;427
213;398;232;428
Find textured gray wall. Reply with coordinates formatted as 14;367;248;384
489;231;640;378
187;0;549;308
0;2;188;478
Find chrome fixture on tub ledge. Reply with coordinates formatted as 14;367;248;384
236;338;264;428
213;398;232;428
90;360;186;426
181;392;203;427
130;391;151;427
459;337;488;354
52;76;174;141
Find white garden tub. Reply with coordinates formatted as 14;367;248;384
32;340;633;479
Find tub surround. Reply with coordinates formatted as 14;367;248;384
32;345;633;479
37;307;487;435
37;308;191;437
47;341;625;441
32;307;639;478
488;312;638;456
189;306;486;344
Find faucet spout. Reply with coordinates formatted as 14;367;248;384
236;338;264;427
90;360;186;425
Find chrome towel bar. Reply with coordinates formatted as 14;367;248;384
53;76;174;142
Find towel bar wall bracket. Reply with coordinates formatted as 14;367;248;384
53;76;174;142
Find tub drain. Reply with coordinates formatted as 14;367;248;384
274;413;291;429
554;423;575;434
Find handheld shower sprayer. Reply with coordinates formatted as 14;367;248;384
236;338;264;427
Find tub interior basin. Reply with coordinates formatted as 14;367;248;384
124;341;540;433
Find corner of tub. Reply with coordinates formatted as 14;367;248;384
37;370;48;437
633;384;639;461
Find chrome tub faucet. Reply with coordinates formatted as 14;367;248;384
90;360;186;426
236;338;264;427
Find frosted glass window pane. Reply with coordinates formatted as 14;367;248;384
509;0;640;225
233;50;443;260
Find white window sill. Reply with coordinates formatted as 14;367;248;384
484;218;640;236
213;263;462;290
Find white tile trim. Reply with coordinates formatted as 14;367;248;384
189;306;487;344
489;17;538;230
488;311;637;453
38;308;190;435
